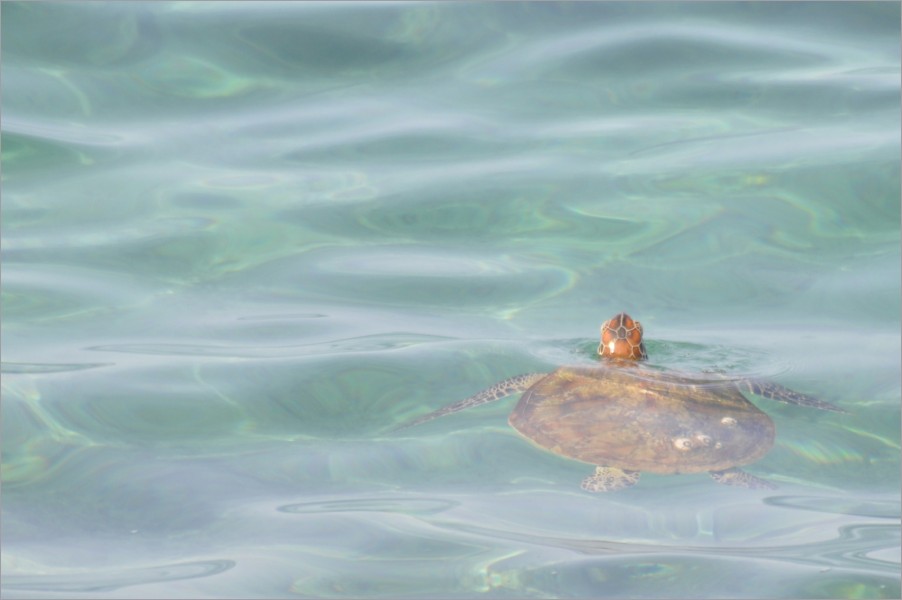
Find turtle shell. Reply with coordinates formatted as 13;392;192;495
508;365;775;474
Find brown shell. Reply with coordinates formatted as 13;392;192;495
508;366;775;474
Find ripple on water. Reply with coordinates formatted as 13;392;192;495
485;552;900;599
765;495;900;520
0;559;235;593
1;263;160;323
2;216;219;262
87;332;454;359
315;247;538;278
308;246;578;314
278;495;460;516
0;362;112;374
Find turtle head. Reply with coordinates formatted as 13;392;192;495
598;312;647;360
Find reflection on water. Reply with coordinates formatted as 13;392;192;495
2;1;900;598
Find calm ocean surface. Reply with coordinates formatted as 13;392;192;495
2;2;900;598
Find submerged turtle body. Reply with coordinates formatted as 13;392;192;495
394;312;844;492
509;366;775;475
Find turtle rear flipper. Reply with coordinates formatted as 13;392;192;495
710;467;776;490
392;372;547;432
581;466;640;492
741;380;846;413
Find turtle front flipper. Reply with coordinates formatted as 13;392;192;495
581;466;640;492
392;372;547;432
710;467;776;490
740;380;846;413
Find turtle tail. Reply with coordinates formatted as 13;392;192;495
391;372;547;432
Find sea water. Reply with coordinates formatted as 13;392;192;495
2;2;900;598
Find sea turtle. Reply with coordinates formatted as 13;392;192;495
394;313;844;492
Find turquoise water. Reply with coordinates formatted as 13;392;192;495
2;2;900;598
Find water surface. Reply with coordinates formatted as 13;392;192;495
2;2;900;598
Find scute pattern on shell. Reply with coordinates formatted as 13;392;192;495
508;365;775;474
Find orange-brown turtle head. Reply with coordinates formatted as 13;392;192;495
598;312;647;360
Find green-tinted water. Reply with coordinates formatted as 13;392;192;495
2;2;900;598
